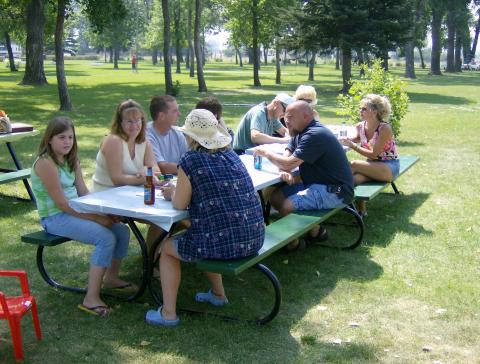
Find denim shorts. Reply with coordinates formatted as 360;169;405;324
282;183;346;211
40;212;130;268
378;159;400;179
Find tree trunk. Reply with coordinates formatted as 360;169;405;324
194;0;207;92
238;47;243;67
162;0;174;94
248;47;254;64
335;48;340;70
455;29;462;72
467;13;480;63
252;0;261;87
340;46;351;93
418;46;425;68
357;48;364;64
275;46;281;84
174;0;181;74
109;47;113;63
263;46;268;64
4;32;17;72
113;44;120;69
308;51;316;81
55;0;73;111
430;7;444;75
21;0;47;85
188;2;195;76
404;6;416;79
235;47;238;64
152;46;158;65
445;9;456;72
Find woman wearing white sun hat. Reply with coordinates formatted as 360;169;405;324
145;109;265;327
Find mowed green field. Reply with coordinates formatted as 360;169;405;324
0;60;479;363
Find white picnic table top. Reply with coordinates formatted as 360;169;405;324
70;154;284;231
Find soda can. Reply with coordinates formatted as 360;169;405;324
254;155;263;170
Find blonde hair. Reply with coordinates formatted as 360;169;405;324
360;94;391;122
294;85;317;106
110;99;147;143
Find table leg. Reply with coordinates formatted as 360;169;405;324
257;190;270;225
5;142;36;202
126;218;150;301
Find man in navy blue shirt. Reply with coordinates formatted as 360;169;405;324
254;101;354;249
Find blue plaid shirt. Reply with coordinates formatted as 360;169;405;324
176;150;264;260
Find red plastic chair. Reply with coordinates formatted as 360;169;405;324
0;270;42;361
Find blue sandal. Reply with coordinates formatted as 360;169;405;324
145;306;180;327
195;289;229;306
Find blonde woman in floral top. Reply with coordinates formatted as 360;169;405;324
340;94;399;216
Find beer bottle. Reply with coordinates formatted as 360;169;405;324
144;167;155;205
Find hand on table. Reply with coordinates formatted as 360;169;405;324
160;184;175;201
339;137;355;148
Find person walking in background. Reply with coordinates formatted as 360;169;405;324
339;94;399;217
146;109;264;327
233;93;294;154
31;117;133;317
131;54;137;72
147;95;187;175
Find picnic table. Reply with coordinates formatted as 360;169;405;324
0;130;39;202
23;154;364;323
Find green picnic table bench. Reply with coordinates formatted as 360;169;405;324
147;205;364;325
354;155;420;201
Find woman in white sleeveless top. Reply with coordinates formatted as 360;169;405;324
92;99;159;191
92;99;162;253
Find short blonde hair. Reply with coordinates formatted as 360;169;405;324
360;94;391;122
294;85;317;106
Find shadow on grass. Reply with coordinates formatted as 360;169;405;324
408;92;471;105
361;192;431;248
396;140;425;147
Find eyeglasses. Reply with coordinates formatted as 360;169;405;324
360;107;368;112
280;102;287;112
122;119;142;125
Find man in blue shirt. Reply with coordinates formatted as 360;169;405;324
233;93;294;153
254;101;354;249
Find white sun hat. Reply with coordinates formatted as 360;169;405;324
174;109;231;149
294;85;317;106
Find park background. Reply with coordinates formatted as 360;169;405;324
1;0;480;363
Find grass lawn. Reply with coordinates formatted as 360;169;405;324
0;60;479;363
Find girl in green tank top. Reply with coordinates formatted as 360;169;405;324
32;117;134;317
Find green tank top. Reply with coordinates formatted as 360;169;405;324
31;156;79;218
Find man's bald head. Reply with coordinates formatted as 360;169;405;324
284;100;315;136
